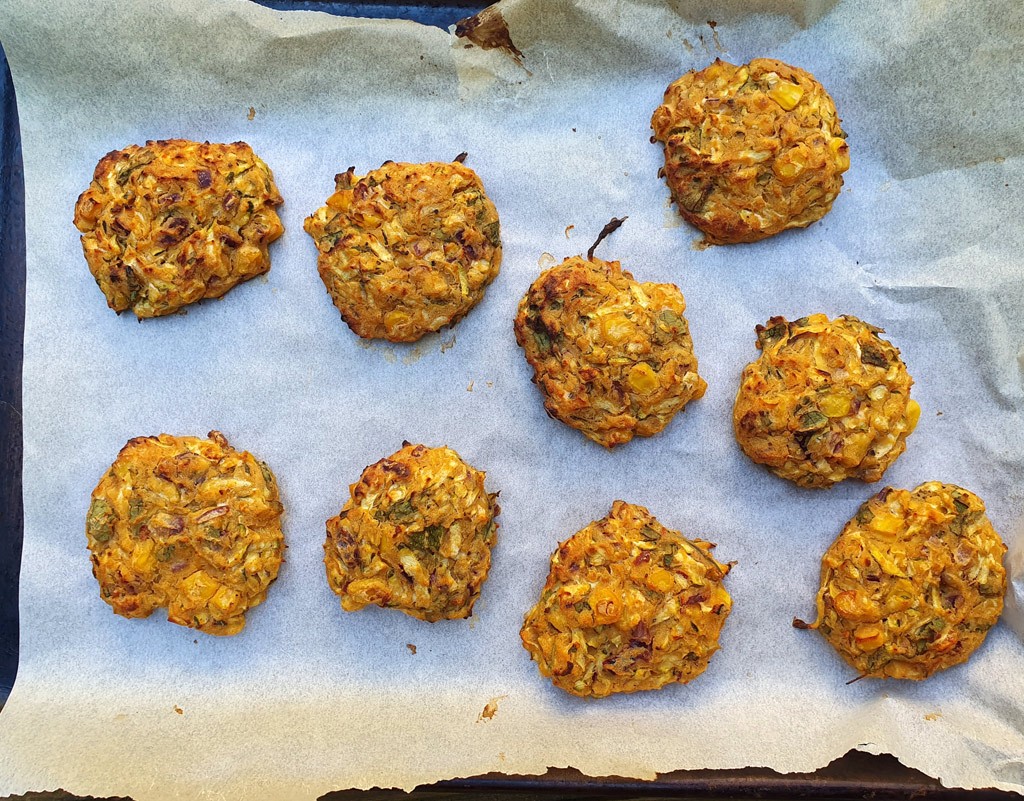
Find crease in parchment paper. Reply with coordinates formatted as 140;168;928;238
0;0;1023;798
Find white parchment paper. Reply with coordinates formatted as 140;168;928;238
1;0;1023;797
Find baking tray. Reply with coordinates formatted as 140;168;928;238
0;3;1017;799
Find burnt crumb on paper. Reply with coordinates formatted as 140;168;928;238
477;694;507;722
406;643;417;655
564;224;574;239
247;106;256;121
173;706;184;715
467;380;474;392
707;20;724;52
455;6;525;68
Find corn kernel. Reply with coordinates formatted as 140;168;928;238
589;586;622;625
131;539;156;573
774;157;805;181
832;590;880;622
829;136;851;171
854;623;886;651
325;191;351;212
769;81;804;110
182;570;220;603
905;399;921;433
599;313;634;345
869;513;904;534
627;363;659;394
819;393;852;418
727;66;750;93
645;568;677;594
209;586;242;615
384;309;411;332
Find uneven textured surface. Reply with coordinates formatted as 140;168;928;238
87;431;284;636
324;443;499;621
651;58;848;244
797;482;1006;680
73;139;284;317
733;314;918;488
305;161;501;342
521;501;732;697
515;256;705;448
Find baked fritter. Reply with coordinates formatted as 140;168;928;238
521;501;732;698
304;161;502;342
651;58;849;244
324;443;499;622
734;314;919;488
86;431;284;635
514;256;706;448
73;139;284;317
796;482;1006;680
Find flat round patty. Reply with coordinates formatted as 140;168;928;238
74;139;284;318
651;58;849;244
734;314;918;488
521;501;732;698
324;443;499;622
514;256;706;448
87;431;284;636
797;482;1006;680
305;161;502;342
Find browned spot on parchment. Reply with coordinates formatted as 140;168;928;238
455;6;525;67
477;694;508;722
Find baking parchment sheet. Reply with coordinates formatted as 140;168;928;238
1;0;1023;797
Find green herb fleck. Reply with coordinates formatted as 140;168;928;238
87;499;113;543
860;344;889;368
532;329;551;352
483;221;501;247
798;410;829;431
640;526;661;542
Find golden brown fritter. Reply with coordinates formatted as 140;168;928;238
514;256;706;448
304;161;502;342
796;482;1006;680
86;431;284;636
734;314;919;488
521;501;732;698
651;58;849;244
324;443;499;622
73;139;284;318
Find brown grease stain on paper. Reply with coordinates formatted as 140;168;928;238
455;7;525;68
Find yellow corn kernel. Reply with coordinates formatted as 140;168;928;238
589;586;623;625
182;570;220;604
645;568;677;594
869;513;904;534
325;191;351;212
599;312;634;345
727;66;750;93
384;309;410;332
819;393;852;418
829;136;851;171
854;623;886;651
769;81;804;110
774;157;806;181
627;363;659;394
131;539;156;573
904;399;921;433
209;586;242;615
831;590;880;622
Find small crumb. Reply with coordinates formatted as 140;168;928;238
467;380;474;392
925;712;941;721
478;695;508;722
498;752;506;761
692;238;711;251
173;706;184;715
193;639;198;644
707;19;717;27
247;106;256;121
666;29;672;38
564;224;574;239
571;127;576;132
936;410;943;416
538;252;557;269
406;643;417;655
486;381;494;388
440;334;457;353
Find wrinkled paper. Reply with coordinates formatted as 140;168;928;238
0;0;1023;797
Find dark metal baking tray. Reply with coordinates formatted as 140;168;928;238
0;3;1016;799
